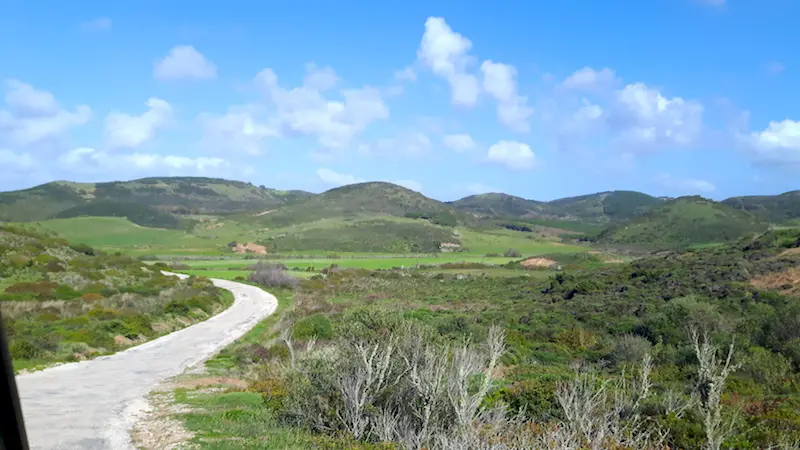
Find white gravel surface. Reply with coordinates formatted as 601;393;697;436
14;273;277;450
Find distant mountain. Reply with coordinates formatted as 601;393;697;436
0;177;313;222
255;181;470;228
449;193;547;218
594;196;769;249
722;190;800;224
452;190;664;224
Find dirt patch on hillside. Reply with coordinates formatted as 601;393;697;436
204;222;225;230
604;259;625;264
439;242;461;252
779;248;800;258
520;257;558;268
232;242;267;254
750;267;800;295
254;209;276;216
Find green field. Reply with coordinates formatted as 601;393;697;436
23;216;590;257
179;269;316;280
167;255;521;270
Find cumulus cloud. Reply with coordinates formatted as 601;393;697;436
487;140;535;170
480;60;534;132
654;173;716;193
198;107;279;156
316;168;364;186
746;119;800;164
0;80;91;147
443;133;476;152
154;45;218;81
556;69;704;154
104;98;173;149
561;67;618;92
417;17;480;107
255;65;389;149
60;146;228;173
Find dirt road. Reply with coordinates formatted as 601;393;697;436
14;273;277;450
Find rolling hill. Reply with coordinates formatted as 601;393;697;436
451;190;665;224
593;196;769;249
252;181;470;228
0;177;313;222
722;190;800;224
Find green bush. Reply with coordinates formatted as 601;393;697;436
292;314;333;340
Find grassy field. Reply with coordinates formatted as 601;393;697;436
179;269;317;280
22;215;591;258
167;255;521;270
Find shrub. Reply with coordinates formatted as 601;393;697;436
611;334;652;364
248;267;298;289
292;314;333;340
504;248;522;258
69;243;96;256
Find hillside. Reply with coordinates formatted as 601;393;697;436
0;225;229;370
723;190;800;224
452;190;664;224
449;193;547;218
0;177;313;222
253;182;469;228
594;195;769;249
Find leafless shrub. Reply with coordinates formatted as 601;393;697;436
690;327;740;450
248;261;287;271
555;353;667;450
248;266;298;289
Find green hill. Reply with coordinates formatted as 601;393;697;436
594;196;769;249
722;190;800;224
0;225;228;369
254;182;469;228
449;193;547;218
0;177;313;222
452;190;664;224
54;202;184;229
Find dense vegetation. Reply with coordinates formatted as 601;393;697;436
178;227;800;449
54;202;184;229
593;196;769;250
723;190;800;224
0;226;230;370
0;177;313;222
452;190;665;224
259;219;460;253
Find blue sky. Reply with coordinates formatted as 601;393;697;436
1;0;798;201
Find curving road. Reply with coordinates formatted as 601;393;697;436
14;273;277;450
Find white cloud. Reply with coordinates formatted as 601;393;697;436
255;66;389;149
612;83;704;150
654;173;716;193
487;140;535;170
556;74;705;154
443;133;476;152
60;146;228;172
0;80;91;147
316;168;363;186
154;45;217;81
747;119;800;164
198;106;279;156
59;146;96;165
0;149;34;168
395;67;417;82
393;179;423;192
80;18;111;31
480;60;534;132
104;97;173;149
562;67;618;92
417;17;480;107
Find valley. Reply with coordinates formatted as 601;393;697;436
3;176;800;449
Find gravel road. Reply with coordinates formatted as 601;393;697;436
14;273;277;450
